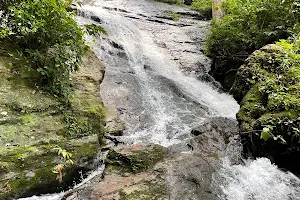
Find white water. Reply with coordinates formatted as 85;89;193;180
218;158;300;200
76;0;239;147
18;0;300;199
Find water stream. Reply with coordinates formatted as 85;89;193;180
20;0;300;199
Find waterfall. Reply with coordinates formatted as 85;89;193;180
19;0;300;199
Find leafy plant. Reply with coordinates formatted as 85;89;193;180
260;125;286;144
84;24;107;36
52;147;74;183
191;0;212;17
165;11;180;21
0;0;88;98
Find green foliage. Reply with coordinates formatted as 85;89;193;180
54;147;74;165
165;11;180;21
0;0;21;12
84;24;107;36
0;0;88;98
255;38;300;146
191;0;212;17
260;125;287;143
52;147;74;183
206;0;300;71
233;37;300;166
64;114;94;138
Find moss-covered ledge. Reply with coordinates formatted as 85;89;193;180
0;48;106;199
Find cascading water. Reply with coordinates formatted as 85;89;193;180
20;0;300;199
76;0;239;147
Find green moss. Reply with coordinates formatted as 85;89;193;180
119;180;167;200
165;11;180;21
72;144;98;160
191;0;212;17
0;46;106;198
232;43;300;173
105;145;167;174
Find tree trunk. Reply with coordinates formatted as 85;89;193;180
212;0;225;19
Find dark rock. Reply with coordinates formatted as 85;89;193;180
223;69;237;89
110;41;124;50
166;117;240;199
143;64;152;70
91;15;103;23
191;117;239;142
191;125;206;136
184;0;193;5
117;51;127;59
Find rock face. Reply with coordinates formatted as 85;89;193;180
74;144;169;200
73;117;241;199
210;57;246;91
0;48;106;199
230;44;300;174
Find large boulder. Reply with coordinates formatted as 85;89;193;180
0;49;106;199
72;144;169;200
230;44;300;173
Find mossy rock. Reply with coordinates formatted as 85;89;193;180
105;144;168;174
231;44;300;173
0;45;106;199
83;144;168;199
118;180;167;200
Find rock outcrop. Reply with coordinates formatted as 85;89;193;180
230;44;300;174
0;47;106;199
73;117;241;199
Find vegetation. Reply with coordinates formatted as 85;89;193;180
52;147;74;183
205;0;300;87
191;0;212;17
165;11;181;21
230;37;300;172
84;24;107;37
105;145;167;174
0;0;107;198
0;0;87;98
199;0;300;173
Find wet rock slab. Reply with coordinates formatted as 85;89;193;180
74;117;240;200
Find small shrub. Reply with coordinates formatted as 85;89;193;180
165;11;180;21
0;0;88;98
191;0;212;17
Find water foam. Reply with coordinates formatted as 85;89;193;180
218;158;300;200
